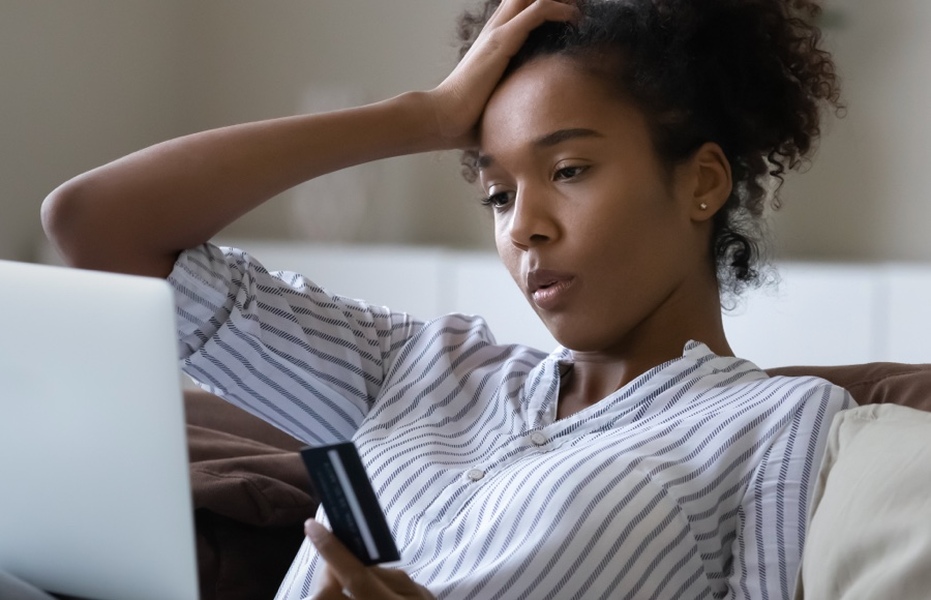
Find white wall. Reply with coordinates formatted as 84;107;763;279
209;241;931;367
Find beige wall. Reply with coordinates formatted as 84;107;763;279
773;0;931;262
177;0;489;247
0;0;189;262
2;0;929;263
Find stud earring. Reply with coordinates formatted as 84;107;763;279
699;202;708;210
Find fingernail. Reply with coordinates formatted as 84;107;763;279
305;519;323;542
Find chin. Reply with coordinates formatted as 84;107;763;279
547;326;608;353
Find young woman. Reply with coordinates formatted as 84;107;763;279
43;0;850;598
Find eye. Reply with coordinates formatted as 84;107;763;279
553;165;588;181
480;190;515;211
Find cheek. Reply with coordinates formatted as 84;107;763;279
493;225;523;284
595;181;681;235
493;213;514;253
572;191;684;268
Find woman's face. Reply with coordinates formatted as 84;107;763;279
477;55;718;355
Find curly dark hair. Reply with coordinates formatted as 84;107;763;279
458;0;843;297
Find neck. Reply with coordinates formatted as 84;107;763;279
556;282;732;420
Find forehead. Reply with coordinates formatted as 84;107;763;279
478;54;649;159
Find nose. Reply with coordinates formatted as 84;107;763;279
506;187;558;251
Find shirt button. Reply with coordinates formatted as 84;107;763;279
466;468;485;481
530;432;548;447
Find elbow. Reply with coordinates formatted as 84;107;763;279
42;179;84;266
41;177;100;269
41;176;179;278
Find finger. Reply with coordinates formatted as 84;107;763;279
370;565;418;587
488;0;574;28
369;567;435;599
486;0;533;27
486;0;578;28
470;0;580;61
305;520;390;597
497;0;580;38
310;568;346;600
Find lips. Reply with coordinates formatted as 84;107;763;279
527;269;575;310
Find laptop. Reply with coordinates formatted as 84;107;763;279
0;259;199;600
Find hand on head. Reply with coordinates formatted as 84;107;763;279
427;0;580;149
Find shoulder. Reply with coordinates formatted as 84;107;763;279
693;343;856;414
685;351;856;440
761;373;856;413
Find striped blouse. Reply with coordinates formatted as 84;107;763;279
169;243;853;600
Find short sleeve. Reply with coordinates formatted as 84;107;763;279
726;381;854;600
168;243;424;444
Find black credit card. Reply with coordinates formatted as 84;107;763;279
300;442;400;565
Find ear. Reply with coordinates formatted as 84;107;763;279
682;142;732;222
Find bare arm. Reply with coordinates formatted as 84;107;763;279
41;0;579;279
41;93;445;278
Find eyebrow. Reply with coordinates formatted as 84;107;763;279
477;128;604;170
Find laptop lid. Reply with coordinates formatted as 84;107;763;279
0;259;199;600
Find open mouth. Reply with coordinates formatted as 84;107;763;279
527;270;575;309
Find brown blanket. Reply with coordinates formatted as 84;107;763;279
767;362;931;410
186;391;317;600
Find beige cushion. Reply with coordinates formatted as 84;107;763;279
795;404;931;599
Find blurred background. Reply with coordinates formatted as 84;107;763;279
1;0;929;366
2;0;482;262
2;0;931;263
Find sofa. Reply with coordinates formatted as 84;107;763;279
188;361;931;600
186;392;317;600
